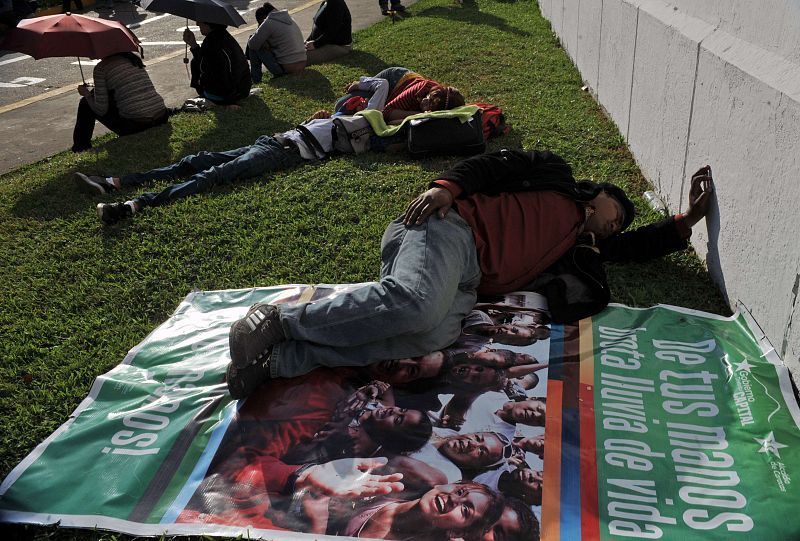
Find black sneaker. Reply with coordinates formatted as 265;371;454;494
226;358;271;399
229;303;286;369
392;4;407;12
75;173;116;195
381;8;390;15
96;202;133;225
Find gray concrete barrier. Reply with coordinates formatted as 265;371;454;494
539;0;800;381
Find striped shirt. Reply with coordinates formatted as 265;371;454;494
87;56;166;120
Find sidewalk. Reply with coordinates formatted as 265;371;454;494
0;0;411;175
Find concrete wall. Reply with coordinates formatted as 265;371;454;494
539;0;800;379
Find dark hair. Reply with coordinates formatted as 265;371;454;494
203;22;227;32
255;2;276;24
426;85;465;111
598;182;635;231
362;409;432;453
114;51;144;69
504;498;540;541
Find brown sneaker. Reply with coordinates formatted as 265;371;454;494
226;357;271;399
229;303;286;369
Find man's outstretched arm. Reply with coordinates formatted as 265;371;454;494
598;166;714;262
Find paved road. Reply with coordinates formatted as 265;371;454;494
0;0;271;107
0;0;404;174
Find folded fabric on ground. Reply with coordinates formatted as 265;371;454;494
359;105;480;137
1;284;799;540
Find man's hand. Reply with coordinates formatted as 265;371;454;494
77;84;91;97
403;186;454;226
296;457;404;497
182;28;198;48
306;109;332;122
345;80;360;93
684;166;714;228
305;40;315;51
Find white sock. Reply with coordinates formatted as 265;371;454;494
125;201;137;214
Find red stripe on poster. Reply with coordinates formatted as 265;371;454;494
542;379;563;541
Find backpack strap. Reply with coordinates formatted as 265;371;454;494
295;124;328;159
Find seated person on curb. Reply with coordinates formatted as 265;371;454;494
224;153;713;398
74;77;391;225
305;0;352;65
183;21;251;106
247;2;306;82
71;52;170;153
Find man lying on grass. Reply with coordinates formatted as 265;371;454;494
74;76;397;225
225;150;713;398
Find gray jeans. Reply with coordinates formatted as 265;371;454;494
272;212;481;377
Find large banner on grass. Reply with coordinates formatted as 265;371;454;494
0;285;798;540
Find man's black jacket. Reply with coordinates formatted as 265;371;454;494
190;29;251;104
434;149;689;322
307;0;352;47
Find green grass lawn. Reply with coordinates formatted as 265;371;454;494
0;0;729;538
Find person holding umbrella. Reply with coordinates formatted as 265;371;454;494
72;51;170;152
182;21;250;106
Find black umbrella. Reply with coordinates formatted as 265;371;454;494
139;0;247;27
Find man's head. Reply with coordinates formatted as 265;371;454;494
499;398;546;426
369;352;445;384
469;349;538;367
255;3;276;25
421;85;466;112
448;362;503;390
501;467;543;506
439;431;513;471
196;21;227;36
471;323;547;346
360;406;432;453
582;184;635;239
481;498;540;541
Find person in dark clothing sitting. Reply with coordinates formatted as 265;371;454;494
305;0;352;65
183;21;251;106
225;150;714;399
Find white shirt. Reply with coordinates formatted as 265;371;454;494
283;77;389;159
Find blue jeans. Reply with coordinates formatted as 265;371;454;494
120;135;304;209
271;211;482;377
249;47;286;82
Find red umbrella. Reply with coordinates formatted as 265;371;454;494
0;13;141;83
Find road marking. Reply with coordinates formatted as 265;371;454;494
176;25;200;31
71;59;102;66
141;41;192;46
0;54;32;66
128;13;171;29
0;0;322;115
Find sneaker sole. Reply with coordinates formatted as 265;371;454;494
74;173;107;195
225;360;270;399
228;304;281;369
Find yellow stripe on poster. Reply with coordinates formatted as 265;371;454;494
579;317;594;386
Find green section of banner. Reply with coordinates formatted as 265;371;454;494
0;287;295;521
593;306;800;540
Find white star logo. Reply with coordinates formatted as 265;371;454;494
755;431;787;458
735;359;754;373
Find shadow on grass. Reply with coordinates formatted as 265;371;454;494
416;2;531;37
10;99;288;222
332;51;391;80
268;68;337;102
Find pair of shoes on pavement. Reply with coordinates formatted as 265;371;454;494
226;303;286;399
